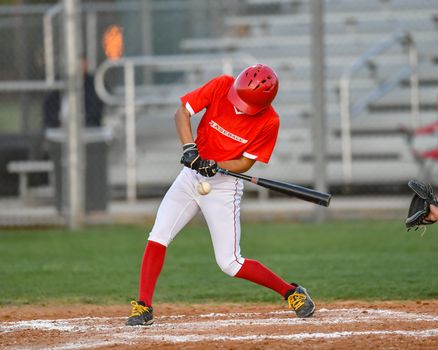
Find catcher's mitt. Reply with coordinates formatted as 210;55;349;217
405;180;438;230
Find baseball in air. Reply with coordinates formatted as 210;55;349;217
197;181;212;195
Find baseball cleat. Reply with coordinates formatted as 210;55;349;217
285;284;315;318
125;301;154;326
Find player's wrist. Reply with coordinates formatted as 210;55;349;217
182;143;197;152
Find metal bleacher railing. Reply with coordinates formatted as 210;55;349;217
339;30;420;184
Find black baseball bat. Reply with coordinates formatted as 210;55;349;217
217;168;332;207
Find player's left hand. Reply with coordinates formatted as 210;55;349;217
181;143;201;170
197;159;217;177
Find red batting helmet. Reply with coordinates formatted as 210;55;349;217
227;64;279;115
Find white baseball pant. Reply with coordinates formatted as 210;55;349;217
148;167;245;276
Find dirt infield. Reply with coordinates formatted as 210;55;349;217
1;300;438;349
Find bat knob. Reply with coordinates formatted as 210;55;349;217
322;194;333;207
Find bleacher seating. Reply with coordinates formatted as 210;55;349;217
106;0;438;193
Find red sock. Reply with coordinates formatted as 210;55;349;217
138;240;167;307
235;259;293;297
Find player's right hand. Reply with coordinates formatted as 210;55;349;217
197;159;217;177
180;143;201;170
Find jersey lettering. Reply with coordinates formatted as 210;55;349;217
209;120;248;144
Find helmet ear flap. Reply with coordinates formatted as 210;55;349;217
227;64;279;115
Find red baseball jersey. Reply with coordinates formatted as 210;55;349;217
180;75;279;163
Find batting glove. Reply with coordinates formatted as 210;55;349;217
181;143;201;170
197;159;217;177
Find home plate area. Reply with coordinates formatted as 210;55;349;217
1;301;438;349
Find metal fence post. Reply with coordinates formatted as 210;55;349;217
63;0;84;229
124;61;137;202
86;10;98;72
339;77;353;184
408;40;420;129
310;0;328;221
43;4;61;84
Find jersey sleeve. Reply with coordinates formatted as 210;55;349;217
243;115;280;163
180;75;233;116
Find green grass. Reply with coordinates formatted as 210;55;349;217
0;220;437;305
0;100;42;132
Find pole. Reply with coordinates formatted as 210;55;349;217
408;41;420;129
43;3;61;84
63;0;84;229
86;11;97;72
141;0;153;84
310;0;328;221
124;61;137;202
340;77;353;183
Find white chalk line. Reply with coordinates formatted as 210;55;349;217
124;328;438;343
2;308;438;350
13;328;438;350
2;308;438;334
15;328;438;350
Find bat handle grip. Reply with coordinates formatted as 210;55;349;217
217;167;228;175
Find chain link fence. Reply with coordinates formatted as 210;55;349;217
1;0;437;226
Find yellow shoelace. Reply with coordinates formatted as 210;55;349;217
129;301;149;317
287;291;306;310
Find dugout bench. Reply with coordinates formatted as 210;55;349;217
6;160;54;202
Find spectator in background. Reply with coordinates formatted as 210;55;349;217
43;57;104;129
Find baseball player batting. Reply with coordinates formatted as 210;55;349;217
126;64;315;326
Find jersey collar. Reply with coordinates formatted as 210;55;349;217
234;106;245;115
